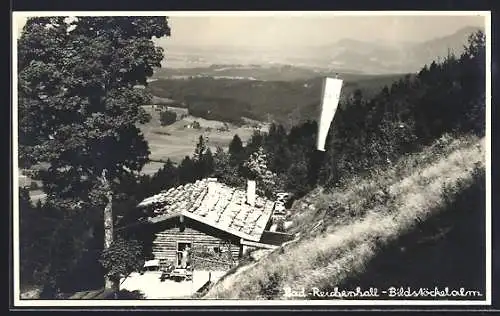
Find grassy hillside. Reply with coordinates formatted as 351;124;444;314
138;105;264;174
205;134;486;300
147;73;408;126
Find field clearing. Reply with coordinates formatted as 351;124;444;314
139;105;265;175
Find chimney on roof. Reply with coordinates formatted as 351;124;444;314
246;180;256;207
207;181;217;196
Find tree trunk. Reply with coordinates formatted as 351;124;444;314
103;189;119;291
101;170;120;293
308;150;326;186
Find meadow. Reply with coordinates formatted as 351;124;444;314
138;105;265;174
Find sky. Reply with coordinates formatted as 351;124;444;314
14;13;486;49
162;14;486;48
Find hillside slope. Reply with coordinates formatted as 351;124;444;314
313;26;483;74
205;135;486;300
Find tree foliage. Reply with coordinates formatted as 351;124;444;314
193;135;207;162
99;237;144;285
148;159;179;195
228;134;244;166
18;16;170;209
201;147;215;178
19;192;103;294
146;72;403;126
18;16;170;294
243;147;283;197
213;146;243;187
178;156;196;184
192;135;214;179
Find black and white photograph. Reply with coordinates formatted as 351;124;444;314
12;11;491;307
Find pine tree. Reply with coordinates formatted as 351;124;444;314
213;146;229;179
150;159;179;193
213;146;244;187
245;130;264;156
263;124;289;173
178;156;196;184
228;134;244;166
193;135;207;162
243;147;283;198
193;135;214;178
201;147;215;178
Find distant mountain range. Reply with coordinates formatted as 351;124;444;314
311;26;483;73
159;26;483;75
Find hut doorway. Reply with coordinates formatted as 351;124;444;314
176;242;192;267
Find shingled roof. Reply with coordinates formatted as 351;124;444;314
137;178;275;242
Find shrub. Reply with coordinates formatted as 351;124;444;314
159;110;177;126
153;130;172;136
99;238;144;285
192;121;201;129
29;181;39;190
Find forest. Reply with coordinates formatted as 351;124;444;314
17;16;485;299
146;73;407;126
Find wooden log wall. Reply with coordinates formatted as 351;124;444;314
151;217;241;267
